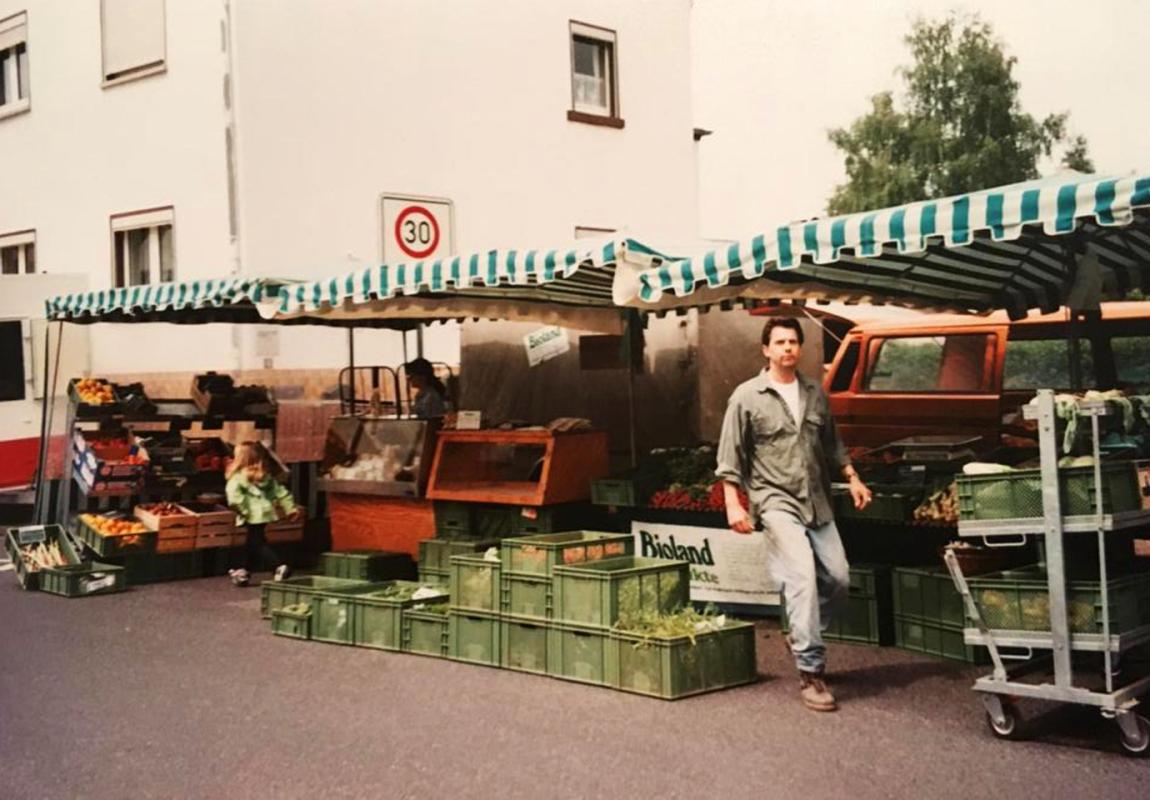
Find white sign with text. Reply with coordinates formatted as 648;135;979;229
631;520;779;606
524;326;570;367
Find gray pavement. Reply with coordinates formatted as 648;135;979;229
1;574;1146;800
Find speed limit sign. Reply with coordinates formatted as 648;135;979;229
381;194;454;263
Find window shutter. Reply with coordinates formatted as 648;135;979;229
101;0;165;80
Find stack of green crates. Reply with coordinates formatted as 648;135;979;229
892;566;985;663
781;565;894;646
497;531;635;675
4;525;127;598
447;552;504;667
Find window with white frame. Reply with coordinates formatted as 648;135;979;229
569;22;620;123
0;230;34;274
0;12;29;119
111;208;175;287
101;0;166;85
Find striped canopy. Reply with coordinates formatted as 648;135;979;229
268;238;672;332
45;278;296;325
43;240;674;332
631;171;1150;319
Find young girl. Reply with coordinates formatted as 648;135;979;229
226;441;299;586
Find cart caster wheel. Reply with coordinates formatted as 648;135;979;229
986;702;1022;740
1117;714;1150;757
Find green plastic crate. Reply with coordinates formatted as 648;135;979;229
590;474;657;508
892;566;966;627
967;567;1150;634
501;573;553;620
418;539;499;572
894;615;987;664
552;556;690;629
5;525;82;591
349;582;450;651
500;616;550;675
149;551;204;583
449;610;501;667
310;584;385;645
320;550;413;582
260;575;371;619
418;567;450;586
271;606;312;640
500;531;634;578
547;623;619;686
956;462;1144;521
449;553;502;613
612;622;758;699
73;516;157;557
39;562;126;598
402;606;451;658
433;501;475;538
511;504;599;536
832;486;919;523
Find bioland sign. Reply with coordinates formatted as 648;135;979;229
631;520;779;606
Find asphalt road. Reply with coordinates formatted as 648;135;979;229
1;573;1147;800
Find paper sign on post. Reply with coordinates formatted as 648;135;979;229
524;326;570;367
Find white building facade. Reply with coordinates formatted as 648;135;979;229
0;0;701;376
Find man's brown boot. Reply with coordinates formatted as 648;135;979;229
798;670;837;712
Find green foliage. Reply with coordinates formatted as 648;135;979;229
614;604;726;646
827;13;1091;215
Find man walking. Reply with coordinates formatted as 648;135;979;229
716;317;871;712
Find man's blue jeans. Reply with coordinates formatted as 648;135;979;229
761;510;851;674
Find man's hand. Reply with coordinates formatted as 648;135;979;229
722;481;754;534
849;474;872;510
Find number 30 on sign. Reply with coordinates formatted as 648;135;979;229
381;195;454;262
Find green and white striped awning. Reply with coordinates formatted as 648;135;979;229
632;171;1150;318
45;278;293;325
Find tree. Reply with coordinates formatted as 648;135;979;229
827;13;1092;215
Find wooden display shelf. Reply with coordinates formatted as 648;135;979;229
425;429;609;506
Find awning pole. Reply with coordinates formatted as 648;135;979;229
626;312;638;468
347;328;356;415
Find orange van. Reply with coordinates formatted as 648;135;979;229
821;302;1150;452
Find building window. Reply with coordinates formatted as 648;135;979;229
101;0;166;86
568;22;623;129
0;320;26;402
0;230;34;274
0;12;29;120
111;208;175;287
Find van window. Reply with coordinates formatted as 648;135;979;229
1112;336;1150;390
864;334;991;393
0;320;25;401
1003;338;1096;391
828;340;860;392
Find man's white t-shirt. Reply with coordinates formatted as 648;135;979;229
775;378;802;424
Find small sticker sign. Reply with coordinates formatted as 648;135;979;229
524;326;570;367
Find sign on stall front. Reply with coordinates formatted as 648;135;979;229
524;325;570;367
381;194;454;263
631;520;779;606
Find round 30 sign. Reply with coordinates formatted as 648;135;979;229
393;205;441;260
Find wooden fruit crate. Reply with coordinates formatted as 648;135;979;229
134;503;198;539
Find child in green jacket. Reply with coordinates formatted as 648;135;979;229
226;441;299;586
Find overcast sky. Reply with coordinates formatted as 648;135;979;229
691;0;1150;241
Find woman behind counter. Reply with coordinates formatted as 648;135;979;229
405;358;450;418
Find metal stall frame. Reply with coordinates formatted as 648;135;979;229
945;389;1150;755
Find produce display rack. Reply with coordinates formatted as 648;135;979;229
945;390;1150;755
45;387;279;580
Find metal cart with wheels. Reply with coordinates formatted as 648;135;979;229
944;389;1150;756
